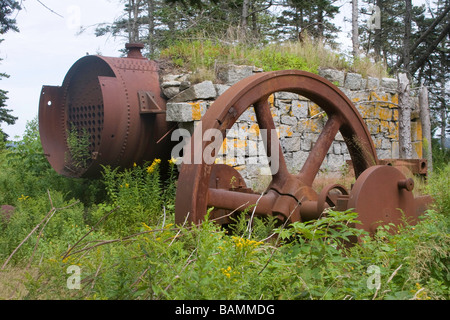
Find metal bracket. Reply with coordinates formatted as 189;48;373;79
138;90;165;114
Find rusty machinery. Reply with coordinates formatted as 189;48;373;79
39;44;432;237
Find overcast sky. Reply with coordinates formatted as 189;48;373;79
1;0;125;139
1;0;425;140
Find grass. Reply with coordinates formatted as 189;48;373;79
0;145;447;300
159;35;389;83
0;267;36;299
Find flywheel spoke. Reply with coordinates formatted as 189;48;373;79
298;115;342;186
253;97;290;186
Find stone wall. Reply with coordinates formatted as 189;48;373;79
163;65;423;187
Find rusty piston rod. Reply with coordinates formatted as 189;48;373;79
207;188;330;222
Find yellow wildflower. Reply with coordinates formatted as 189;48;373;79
220;266;240;279
18;194;29;201
221;266;232;278
232;236;263;250
168;157;177;166
411;283;430;300
142;222;152;231
147;158;161;174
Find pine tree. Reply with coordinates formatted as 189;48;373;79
94;0;276;56
0;1;21;140
359;0;406;65
425;1;449;147
0;0;20;34
276;0;340;44
358;0;449;151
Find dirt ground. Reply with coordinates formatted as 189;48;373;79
0;267;36;299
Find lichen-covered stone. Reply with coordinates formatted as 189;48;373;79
216;64;254;85
318;68;345;87
169;80;216;102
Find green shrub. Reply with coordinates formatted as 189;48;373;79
95;159;177;236
66;126;91;170
14;198;450;300
0;190;86;264
0;118;104;207
431;139;450;171
427;162;450;216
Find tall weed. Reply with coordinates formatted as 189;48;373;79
427;162;450;215
96;159;177;236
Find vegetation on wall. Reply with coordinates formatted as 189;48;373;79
158;35;388;84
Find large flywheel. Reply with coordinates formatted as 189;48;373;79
174;70;430;234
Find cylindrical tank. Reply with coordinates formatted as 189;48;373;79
39;43;174;178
